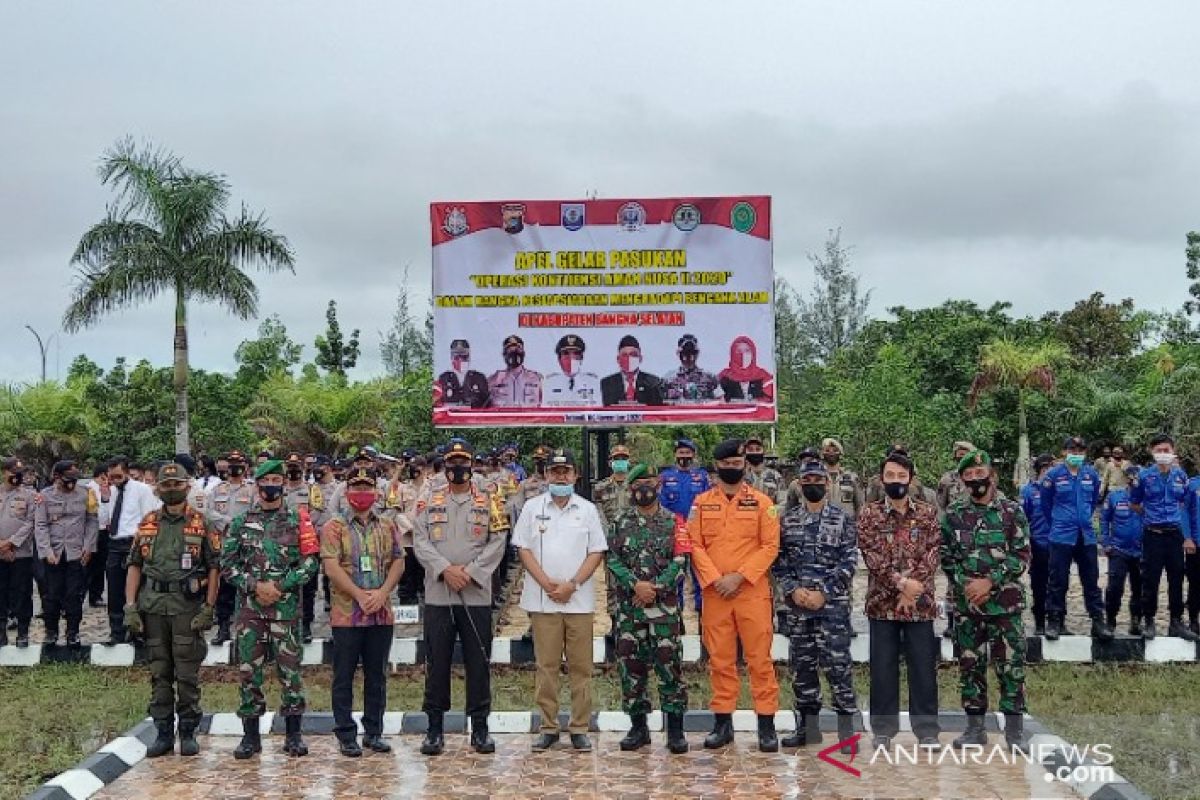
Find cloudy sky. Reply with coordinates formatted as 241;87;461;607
2;1;1198;384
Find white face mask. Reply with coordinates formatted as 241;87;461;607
627;356;641;373
1153;452;1175;466
740;352;752;368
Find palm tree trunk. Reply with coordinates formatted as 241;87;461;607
173;285;190;454
1014;390;1030;488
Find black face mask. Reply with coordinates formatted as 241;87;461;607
61;478;78;491
676;457;693;470
883;481;909;500
632;485;657;507
746;453;765;466
534;460;546;475
408;466;422;479
312;469;327;481
217;470;230;481
5;474;20;487
286;470;303;481
447;465;472;485
823;453;841;466
229;465;245;478
258;485;284;502
716;467;744;485
800;483;827;502
504;351;524;369
964;478;991;499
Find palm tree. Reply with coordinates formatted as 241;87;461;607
968;339;1069;486
63;138;294;453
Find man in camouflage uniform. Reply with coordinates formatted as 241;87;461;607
745;435;785;504
592;443;633;524
221;459;321;760
662;334;720;402
206;450;257;645
605;463;689;754
123;463;220;757
941;450;1031;753
936;441;975;511
787;438;863;516
772;460;858;752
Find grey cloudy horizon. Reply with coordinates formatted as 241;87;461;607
2;1;1198;384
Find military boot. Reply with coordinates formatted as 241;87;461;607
837;713;856;754
210;622;231;646
757;714;778;752
146;721;175;758
619;713;650;751
703;713;734;749
1033;615;1046;637
782;711;822;748
282;715;308;757
666;712;688;754
469;717;495;754
1090;614;1114;641
951;714;987;749
1143;618;1157;639
233;718;261;760
421;713;444;756
1169;618;1199;642
1043;615;1062;640
178;720;199;757
1004;714;1029;754
1129;618;1143;637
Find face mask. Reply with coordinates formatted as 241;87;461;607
800;483;827;503
287;470;303;481
1064;454;1085;468
5;474;19;487
160;488;188;506
964;478;991;499
408;466;422;479
716;467;744;485
1153;452;1175;466
632;485;657;507
258;485;284;503
746;453;765;466
229;465;245;478
619;354;641;373
453;358;469;372
533;460;546;475
548;482;574;498
217;470;230;481
346;490;376;512
740;352;752;368
504;351;524;369
312;469;326;481
883;481;909;500
823;452;841;466
447;465;472;485
61;478;78;491
676;457;693;470
611;459;629;473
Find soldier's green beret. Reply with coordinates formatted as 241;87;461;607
957;449;992;475
254;459;285;479
627;463;659;482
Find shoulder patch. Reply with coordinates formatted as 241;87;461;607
767;505;779;518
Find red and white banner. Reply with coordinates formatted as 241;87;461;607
430;196;775;427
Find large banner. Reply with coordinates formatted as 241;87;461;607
430;196;774;427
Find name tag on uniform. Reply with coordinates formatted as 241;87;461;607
181;553;192;570
360;555;373;573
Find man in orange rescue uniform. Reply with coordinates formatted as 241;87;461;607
685;437;781;752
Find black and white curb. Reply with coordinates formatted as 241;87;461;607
27;710;1149;800
5;632;1197;668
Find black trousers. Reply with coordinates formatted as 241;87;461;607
868;619;939;738
0;557;34;633
422;604;493;720
302;571;319;627
1029;542;1049;624
88;528;109;604
215;581;236;626
331;625;393;739
106;538;132;639
1141;526;1184;621
1186;551;1200;622
1105;551;1143;623
43;558;86;635
395;551;425;603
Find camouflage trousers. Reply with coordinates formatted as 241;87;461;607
614;609;687;715
955;612;1026;714
235;613;306;718
787;609;857;714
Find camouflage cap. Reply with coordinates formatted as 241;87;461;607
957;449;993;475
610;443;631;459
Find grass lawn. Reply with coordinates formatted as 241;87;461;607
2;661;1198;799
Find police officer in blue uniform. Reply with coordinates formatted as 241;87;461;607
1020;454;1055;636
1039;436;1112;640
1100;464;1144;636
1131;434;1198;641
658;438;709;613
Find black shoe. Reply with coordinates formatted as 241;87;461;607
1091;615;1114;641
1044;617;1061;641
531;732;559;751
1169;618;1199;642
704;713;734;749
210;623;231;646
338;737;363;758
302;623;313;644
1034;617;1046;637
282;715;307;757
918;735;941;749
15;634;28;648
619;714;650;751
469;724;495;754
363;734;391;753
666;712;688;754
90;599;106;608
1004;714;1028;754
103;634;125;646
146;722;175;758
234;718;261;760
757;714;778;752
952;715;987;749
1143;619;1157;640
1129;619;1143;637
66;632;81;647
570;733;592;751
871;735;892;751
421;715;444;756
781;712;805;748
178;723;199;757
837;714;856;754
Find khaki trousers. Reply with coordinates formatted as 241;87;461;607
530;611;594;734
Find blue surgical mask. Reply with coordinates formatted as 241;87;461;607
1065;454;1085;468
548;483;575;498
611;459;629;473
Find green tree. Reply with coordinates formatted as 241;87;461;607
968;339;1069;486
314;299;360;377
795;228;872;363
1186;231;1200;315
246;374;384;455
63;137;294;454
380;266;432;377
1042;292;1144;368
0;381;95;478
234;314;302;393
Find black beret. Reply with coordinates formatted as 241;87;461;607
713;438;744;460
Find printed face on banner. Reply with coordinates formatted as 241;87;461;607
429;196;775;427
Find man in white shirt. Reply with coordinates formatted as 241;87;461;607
103;456;161;645
513;448;607;753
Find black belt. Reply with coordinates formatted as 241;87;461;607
1146;524;1181;535
148;578;195;593
109;538;133;549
